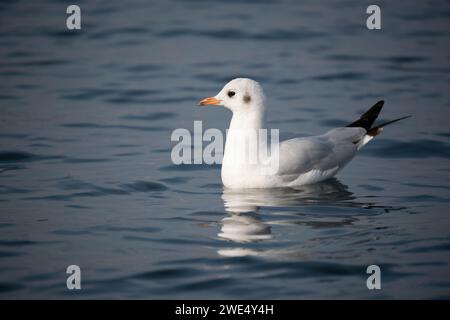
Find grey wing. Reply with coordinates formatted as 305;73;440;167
275;127;366;181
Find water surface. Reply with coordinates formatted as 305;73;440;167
1;0;450;299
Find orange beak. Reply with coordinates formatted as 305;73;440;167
198;97;223;106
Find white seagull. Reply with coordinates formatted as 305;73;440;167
199;78;409;189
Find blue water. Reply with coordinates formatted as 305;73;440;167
1;0;450;299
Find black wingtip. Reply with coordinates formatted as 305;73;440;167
367;115;412;136
375;115;412;128
347;100;384;131
372;100;384;108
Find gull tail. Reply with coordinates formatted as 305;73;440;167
347;100;384;131
366;115;412;137
347;100;411;149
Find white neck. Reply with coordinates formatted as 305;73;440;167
223;108;267;171
228;109;266;132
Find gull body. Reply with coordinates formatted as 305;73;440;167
199;78;409;189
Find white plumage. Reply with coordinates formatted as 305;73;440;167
199;78;407;189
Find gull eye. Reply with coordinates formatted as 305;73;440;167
227;91;236;98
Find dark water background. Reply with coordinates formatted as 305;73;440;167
1;0;450;299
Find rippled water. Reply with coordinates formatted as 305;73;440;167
1;0;450;299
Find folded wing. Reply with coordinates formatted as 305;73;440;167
275;127;365;182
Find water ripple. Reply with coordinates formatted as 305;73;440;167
362;139;450;159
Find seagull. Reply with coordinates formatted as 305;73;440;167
199;78;410;189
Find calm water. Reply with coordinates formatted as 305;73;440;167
1;0;450;299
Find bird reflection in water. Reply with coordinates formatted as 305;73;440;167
218;178;372;258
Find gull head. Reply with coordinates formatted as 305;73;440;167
199;78;266;114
